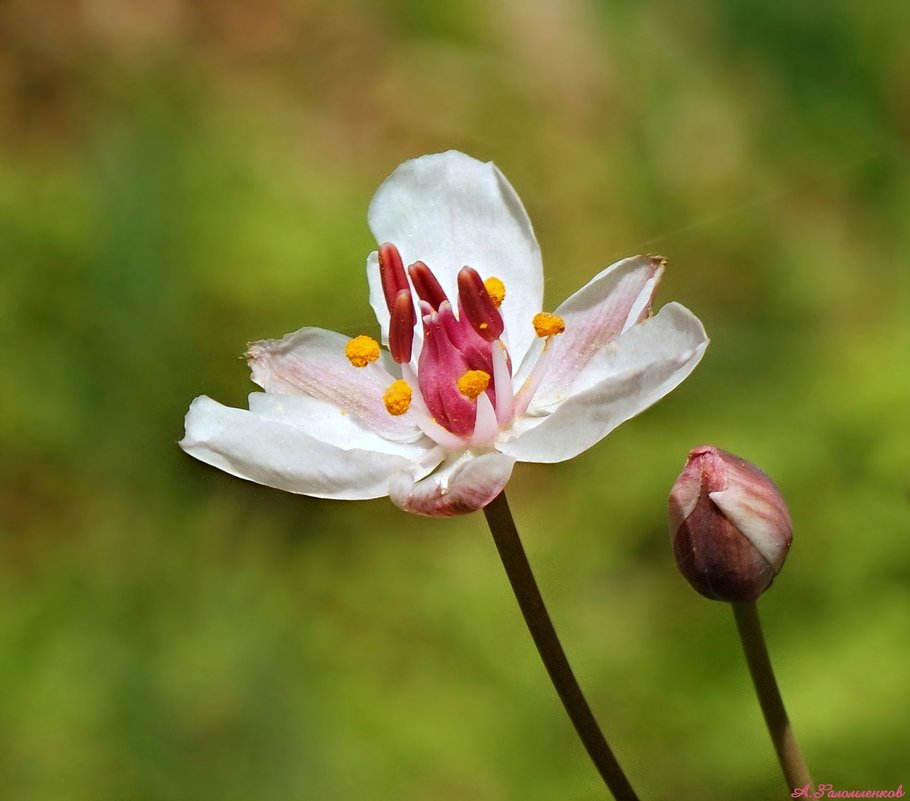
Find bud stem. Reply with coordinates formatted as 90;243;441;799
731;601;813;791
483;492;640;800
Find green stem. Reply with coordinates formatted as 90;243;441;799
482;491;641;801
732;601;813;791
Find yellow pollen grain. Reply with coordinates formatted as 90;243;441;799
345;335;380;367
533;312;566;338
457;369;490;400
484;276;506;307
383;379;412;416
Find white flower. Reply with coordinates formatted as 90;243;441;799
181;151;708;516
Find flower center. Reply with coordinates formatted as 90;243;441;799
358;242;567;445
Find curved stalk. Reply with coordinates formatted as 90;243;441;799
483;491;640;801
732;601;812;791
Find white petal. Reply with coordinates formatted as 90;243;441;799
500;303;708;463
514;255;664;404
389;449;516;517
247;392;434;461
247;327;422;443
367;151;544;367
365;250;393;347
180;396;426;500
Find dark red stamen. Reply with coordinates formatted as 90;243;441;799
389;288;416;363
408;261;449;310
378;243;408;312
457;266;504;342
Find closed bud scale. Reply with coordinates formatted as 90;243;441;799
669;445;793;602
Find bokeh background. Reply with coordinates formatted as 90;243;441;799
1;1;908;799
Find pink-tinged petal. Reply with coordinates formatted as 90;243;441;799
515;255;665;407
367;151;544;367
247;327;421;443
667;464;702;537
247;393;434;461
709;481;793;573
389;450;516;517
180;396;424;500
500;303;708;463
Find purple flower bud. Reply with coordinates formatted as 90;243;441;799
669;445;793;602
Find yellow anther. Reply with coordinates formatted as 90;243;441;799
345;335;380;368
457;369;491;400
533;312;566;338
383;379;412;416
484;276;506;307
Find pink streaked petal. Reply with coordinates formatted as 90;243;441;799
247;392;434;460
500;303;708;463
247;327;422;443
389;450;516;517
180;396;421;500
367;151;544;367
519;255;665;409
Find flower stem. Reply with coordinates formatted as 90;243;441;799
731;601;812;791
482;491;640;801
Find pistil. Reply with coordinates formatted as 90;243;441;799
389;288;416;363
408;260;448;310
378;243;408;310
458;266;504;341
417;310;479;436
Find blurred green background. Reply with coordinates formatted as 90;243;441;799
1;1;908;799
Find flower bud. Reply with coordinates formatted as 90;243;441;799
669;445;793;602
